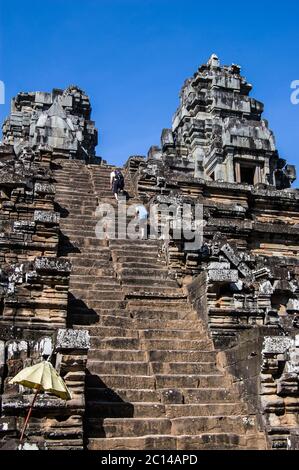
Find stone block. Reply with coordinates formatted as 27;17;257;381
208;269;238;283
34;210;60;224
262;336;293;355
34;182;55;195
208;261;230;270
55;329;90;351
238;262;252;278
13;221;35;232
34;257;72;274
220;244;241;266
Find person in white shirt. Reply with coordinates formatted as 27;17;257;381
135;204;148;239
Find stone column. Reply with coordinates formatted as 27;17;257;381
225;148;235;183
43;328;90;450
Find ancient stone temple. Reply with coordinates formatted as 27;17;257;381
0;55;298;450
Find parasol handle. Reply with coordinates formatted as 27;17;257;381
20;386;41;443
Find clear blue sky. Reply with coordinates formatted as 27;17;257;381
0;0;298;184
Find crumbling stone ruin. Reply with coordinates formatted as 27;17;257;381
0;55;298;450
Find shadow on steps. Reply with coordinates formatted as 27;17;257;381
84;371;134;444
54;201;69;219
58;230;81;256
51;162;63;171
67;292;99;327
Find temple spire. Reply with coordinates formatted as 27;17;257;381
207;53;220;68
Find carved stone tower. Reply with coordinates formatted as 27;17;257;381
150;54;295;189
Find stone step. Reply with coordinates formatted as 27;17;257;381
171;415;257;435
58;210;96;217
182;388;235;403
148;350;217;362
80;326;139;339
69;286;120;295
69;261;110;269
76;315;133;329
87;374;156;389
120;261;166;269
119;268;170;279
54;175;90;180
87;433;251;450
88;349;147;362
61;231;97;239
111;243;161;251
72;300;125;310
88;348;216;368
69;253;111;261
61;237;107;247
127;303;192;312
55;180;90;185
121;277;177;288
164;403;248;418
88;361;149;375
67;248;115;255
86;300;126;309
86;402;165;418
55;192;94;197
60;230;96;238
134;318;203;329
87;325;203;338
85;402;247;419
59;213;95;220
70;267;115;276
59;216;100;222
71;290;124;300
85;386;233;404
88;355;212;372
70;313;99;325
151;362;217;375
140;338;213;351
90;337;140;349
127;299;189;308
70;274;117;282
85;387;160;403
138;329;205;340
113;255;162;263
155;374;228;389
54;173;87;177
111;247;159;255
56;198;94;204
130;310;197;321
65;236;107;245
55;189;94;195
88;417;172;438
55;179;91;183
175;433;266;450
69;280;119;289
124;290;187;299
79;310;131;321
57;202;96;208
122;284;181;293
72;309;128;319
60;224;97;232
59;208;96;214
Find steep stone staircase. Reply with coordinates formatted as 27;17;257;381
52;158;267;450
